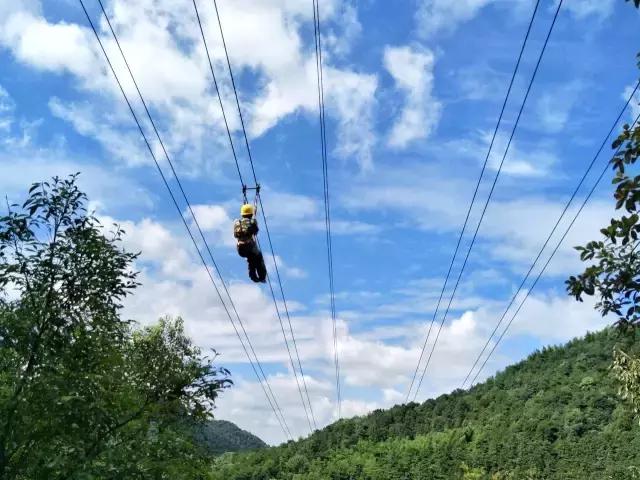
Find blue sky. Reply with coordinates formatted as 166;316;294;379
1;0;640;443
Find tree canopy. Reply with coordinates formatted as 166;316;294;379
0;175;231;479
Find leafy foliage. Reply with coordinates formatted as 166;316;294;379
566;119;640;327
613;347;640;424
210;329;640;479
566;20;640;431
0;175;231;479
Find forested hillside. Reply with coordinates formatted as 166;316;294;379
211;328;640;479
195;420;266;455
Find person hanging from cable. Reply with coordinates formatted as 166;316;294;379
234;202;267;283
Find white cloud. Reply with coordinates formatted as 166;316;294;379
478;196;615;276
554;0;616;20
325;67;378;170
341;157;612;280
323;2;362;58
483;131;557;177
0;10;101;83
504;291;607;341
49;98;150;168
215;373;335;443
190;204;232;231
0;95;153;212
260;190;379;235
24;207;603;444
535;81;583;133
429;130;558;179
272;255;308;279
446;292;609;388
99;215;498;441
415;0;494;37
189;204;236;248
0;0;377;174
453;63;508;102
0;84;15;133
383;46;441;149
415;0;537;38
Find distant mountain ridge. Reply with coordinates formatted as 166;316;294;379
211;328;640;479
194;419;266;456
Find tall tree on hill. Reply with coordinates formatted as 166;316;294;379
567;0;640;423
0;175;231;479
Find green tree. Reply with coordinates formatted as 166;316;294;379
566;0;640;422
612;348;640;424
566;4;640;326
565;107;640;327
0;175;231;479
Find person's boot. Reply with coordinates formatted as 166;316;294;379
257;253;267;283
248;260;260;282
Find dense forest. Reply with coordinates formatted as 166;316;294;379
211;328;640;479
195;420;266;455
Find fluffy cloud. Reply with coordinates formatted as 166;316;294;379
341;157;613;278
99;215;500;441
0;9;101;83
383;46;441;149
0;0;378;173
273;255;308;279
0;84;15;133
214;373;335;443
415;0;495;38
455;130;558;177
420;0;615;39
189;204;236;248
260;190;379;235
1;199;606;443
0;87;152;211
49;98;151;168
534;80;584;133
324;67;378;170
554;0;617;20
504;291;607;341
453;62;508;102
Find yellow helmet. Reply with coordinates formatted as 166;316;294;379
240;204;255;216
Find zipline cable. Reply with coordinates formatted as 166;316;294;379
209;0;318;430
468;108;640;387
192;0;316;433
312;0;341;418
191;0;245;192
462;79;640;389
405;0;543;402
412;0;564;402
79;0;292;440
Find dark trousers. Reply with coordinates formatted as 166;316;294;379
237;242;267;283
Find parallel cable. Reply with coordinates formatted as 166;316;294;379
257;200;317;430
196;0;315;432
468;108;640;387
412;0;564;401
192;0;314;434
190;0;246;193
312;0;341;418
462;79;640;388
79;0;292;440
405;0;542;402
206;0;318;430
